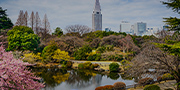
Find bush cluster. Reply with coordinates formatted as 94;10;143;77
87;53;101;61
78;62;99;70
143;85;160;90
74;45;92;60
138;78;154;86
113;82;126;90
109;62;120;72
95;82;126;90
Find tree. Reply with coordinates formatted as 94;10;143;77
15;10;24;26
7;26;40;51
127;41;180;90
0;43;44;90
65;24;91;35
162;0;180;31
0;7;13;29
29;11;35;31
24;11;29;26
156;41;180;89
52;27;63;37
35;12;41;35
41;14;51;40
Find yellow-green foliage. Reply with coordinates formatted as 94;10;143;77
23;52;42;64
52;49;70;62
143;85;160;90
162;73;174;80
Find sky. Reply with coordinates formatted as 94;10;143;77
0;0;179;32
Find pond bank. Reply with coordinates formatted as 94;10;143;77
128;80;176;90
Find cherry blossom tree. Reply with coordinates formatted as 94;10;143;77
0;41;44;90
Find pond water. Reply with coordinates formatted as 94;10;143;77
32;67;136;90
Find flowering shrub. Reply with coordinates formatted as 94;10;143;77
23;52;42;63
0;44;44;90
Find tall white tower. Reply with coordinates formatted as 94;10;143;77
92;0;102;31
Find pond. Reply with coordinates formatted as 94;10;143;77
31;67;136;90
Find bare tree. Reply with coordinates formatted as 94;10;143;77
23;11;29;26
119;34;140;53
15;10;24;26
126;42;179;89
29;11;35;31
34;12;41;35
41;14;51;40
65;24;91;35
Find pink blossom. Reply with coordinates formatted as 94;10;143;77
0;45;45;90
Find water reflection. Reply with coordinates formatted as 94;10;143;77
31;67;135;90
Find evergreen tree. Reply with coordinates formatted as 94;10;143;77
0;7;13;30
162;0;180;31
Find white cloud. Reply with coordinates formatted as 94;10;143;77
1;0;179;32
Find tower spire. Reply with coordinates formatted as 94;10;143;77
93;0;101;13
92;0;102;31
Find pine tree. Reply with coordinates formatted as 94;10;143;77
0;7;13;29
162;0;180;31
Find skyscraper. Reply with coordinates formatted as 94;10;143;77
92;0;102;31
134;22;147;36
120;21;131;33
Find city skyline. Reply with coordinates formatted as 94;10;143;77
0;0;179;33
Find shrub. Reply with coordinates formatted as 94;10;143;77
138;78;154;86
162;73;174;81
23;52;42;64
63;61;73;68
95;86;104;90
143;85;160;90
74;45;92;60
52;49;70;62
83;62;92;69
103;85;114;90
7;26;40;51
113;82;126;90
109;62;119;72
78;63;84;69
41;41;58;62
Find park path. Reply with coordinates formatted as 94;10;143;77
70;60;121;65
